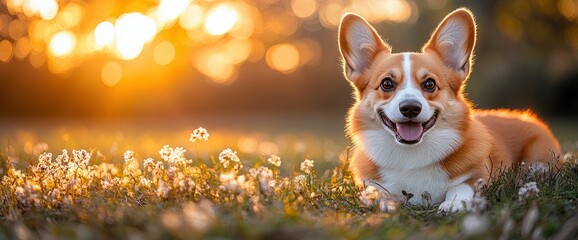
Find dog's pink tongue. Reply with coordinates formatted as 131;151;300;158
396;122;423;141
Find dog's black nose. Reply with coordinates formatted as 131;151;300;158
399;100;422;118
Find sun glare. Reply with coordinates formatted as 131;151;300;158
204;5;239;36
114;13;158;60
49;31;76;57
0;0;424;83
94;21;115;47
157;0;191;28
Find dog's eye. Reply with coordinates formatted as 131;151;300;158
380;78;395;92
422;78;436;92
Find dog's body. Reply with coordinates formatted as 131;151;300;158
338;9;562;212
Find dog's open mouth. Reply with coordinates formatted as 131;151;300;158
378;110;439;145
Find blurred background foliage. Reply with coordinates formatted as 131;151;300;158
0;0;576;119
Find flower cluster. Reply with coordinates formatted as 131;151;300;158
219;148;242;170
267;155;282;167
190;127;210;143
359;185;398;212
300;159;314;174
518;181;540;202
0;127;363;217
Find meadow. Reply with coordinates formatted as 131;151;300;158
0;120;577;240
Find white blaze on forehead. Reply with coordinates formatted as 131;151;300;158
402;53;414;89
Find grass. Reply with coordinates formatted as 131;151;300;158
0;126;577;240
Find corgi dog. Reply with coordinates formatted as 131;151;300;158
338;8;562;212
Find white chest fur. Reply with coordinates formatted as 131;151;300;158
358;129;466;205
376;165;468;205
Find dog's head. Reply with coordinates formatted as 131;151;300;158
340;9;476;156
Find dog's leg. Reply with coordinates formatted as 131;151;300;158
438;183;473;212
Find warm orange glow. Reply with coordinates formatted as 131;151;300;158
101;61;123;87
225;40;252;64
319;2;343;27
14;37;31;59
17;0;59;20
28;51;46;69
0;40;14;62
2;0;423;81
558;0;577;21
205;5;239;36
58;3;83;28
179;4;204;30
156;0;191;28
114;13;158;60
34;0;59;20
195;50;236;83
94;21;115;48
49;31;76;57
291;0;317;19
153;41;176;66
8;20;26;40
266;43;300;73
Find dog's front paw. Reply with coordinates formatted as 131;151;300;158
438;199;470;213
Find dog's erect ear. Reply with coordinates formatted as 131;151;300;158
423;8;476;78
339;13;390;88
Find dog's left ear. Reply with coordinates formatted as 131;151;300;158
423;8;476;79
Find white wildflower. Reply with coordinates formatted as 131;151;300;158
527;162;548;178
519;181;540;202
159;145;190;166
55;149;70;165
34;152;52;173
360;185;397;212
219;171;246;193
292;175;307;192
360;185;380;206
563;152;574;163
300;159;314;174
267;155;281;167
72;149;91;167
124;150;135;162
249;166;274;193
189;127;210;143
219;148;241;169
143;158;155;172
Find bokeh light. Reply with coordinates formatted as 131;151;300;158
49;31;76;57
114;13;157;60
291;0;317;19
204;5;239;36
266;43;300;73
0;0;422;84
0;40;14;62
2;0;574;89
101;61;123;87
153;41;176;66
94;21;115;48
179;4;204;30
157;0;191;28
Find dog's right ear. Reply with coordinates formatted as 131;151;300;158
338;13;390;89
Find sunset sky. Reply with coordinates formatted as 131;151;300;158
0;0;577;120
